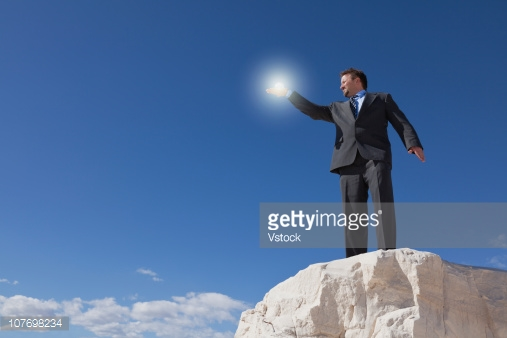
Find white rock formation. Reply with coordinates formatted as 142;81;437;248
235;249;507;338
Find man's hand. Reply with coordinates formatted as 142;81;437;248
408;146;425;162
266;87;288;97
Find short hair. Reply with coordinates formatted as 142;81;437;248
340;68;367;90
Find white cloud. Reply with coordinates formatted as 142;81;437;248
0;295;60;316
0;292;249;338
136;268;163;282
131;300;179;321
125;293;139;301
489;234;507;248
487;254;507;269
0;278;19;285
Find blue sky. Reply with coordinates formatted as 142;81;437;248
1;1;506;337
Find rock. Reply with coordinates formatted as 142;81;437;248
235;249;507;338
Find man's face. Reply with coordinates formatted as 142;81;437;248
340;74;362;98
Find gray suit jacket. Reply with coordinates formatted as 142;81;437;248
288;91;422;173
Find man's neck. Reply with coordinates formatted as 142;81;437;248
352;89;366;98
347;89;366;98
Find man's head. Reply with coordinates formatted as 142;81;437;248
339;68;367;98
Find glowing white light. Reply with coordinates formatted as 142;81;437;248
274;82;285;89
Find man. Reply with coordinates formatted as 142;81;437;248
266;68;424;257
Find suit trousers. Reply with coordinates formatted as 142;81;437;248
338;151;396;257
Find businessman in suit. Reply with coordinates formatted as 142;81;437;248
266;68;424;257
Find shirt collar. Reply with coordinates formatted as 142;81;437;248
355;90;366;98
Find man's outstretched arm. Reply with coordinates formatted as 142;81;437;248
266;87;333;123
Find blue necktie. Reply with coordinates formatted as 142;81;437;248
350;95;359;119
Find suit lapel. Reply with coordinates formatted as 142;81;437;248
340;100;356;122
358;93;376;116
337;93;376;122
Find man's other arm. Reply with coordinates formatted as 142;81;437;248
384;93;425;162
